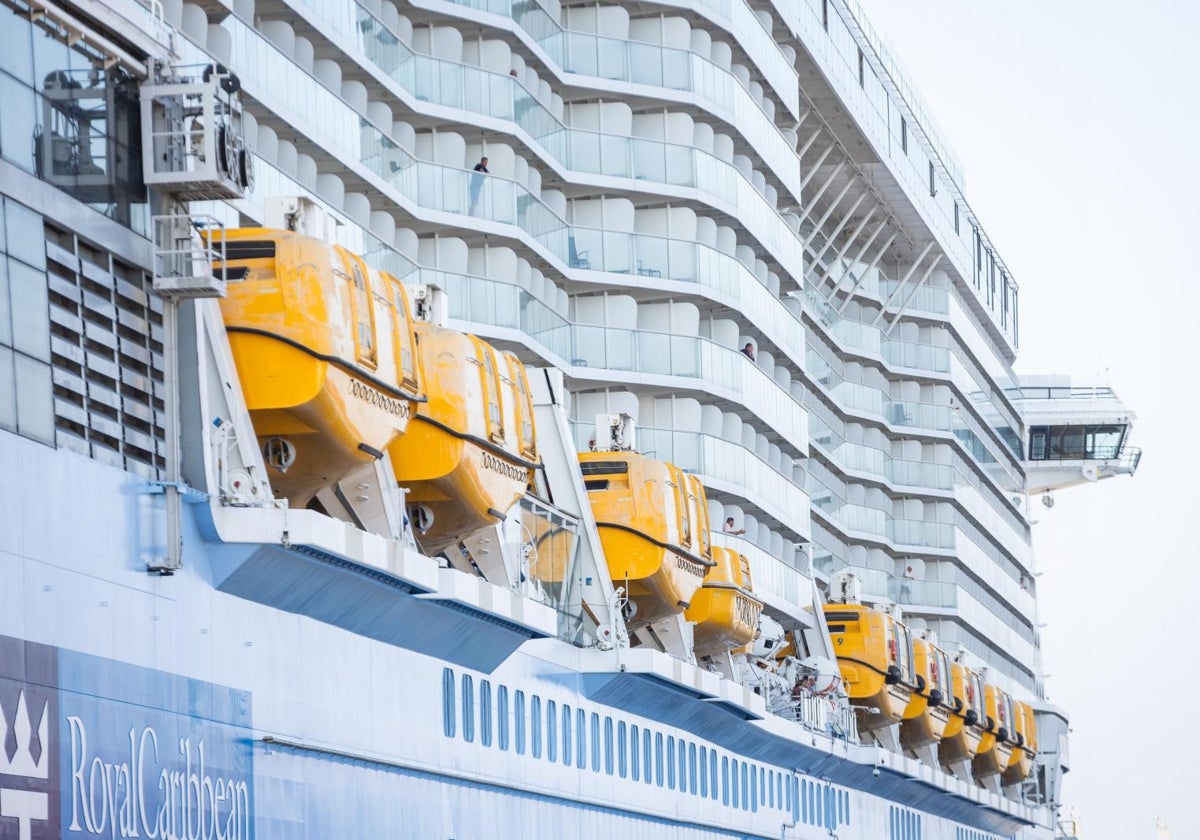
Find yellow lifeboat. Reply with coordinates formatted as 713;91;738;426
938;661;986;767
387;327;539;553
900;636;953;750
579;452;715;627
216;229;422;506
823;604;917;731
972;683;1017;781
1001;700;1037;786
685;547;763;657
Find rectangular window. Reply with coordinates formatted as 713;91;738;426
688;744;697;794
530;695;542;758
561;704;573;766
576;708;587;770
710;751;719;801
546;700;557;762
857;49;864;86
750;764;758;812
666;735;675;790
643;729;652;784
514;691;526;755
441;668;456;738
655;733;665;787
900;117;908;153
821;0;829;30
497;686;509;751
721;757;730;806
617;721;627;778
603;717;614;775
590;713;601;772
630;724;640;781
928;161;937;197
461;674;475;743
953;202;960;234
698;747;708;798
480;679;492;747
731;760;739;808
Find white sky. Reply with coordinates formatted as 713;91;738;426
854;2;1199;837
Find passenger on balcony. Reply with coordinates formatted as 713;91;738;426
469;156;489;214
901;565;915;600
741;342;755;361
722;517;745;536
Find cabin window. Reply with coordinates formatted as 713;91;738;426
479;679;492;747
721;757;730;806
590;712;601;772
688;743;698;794
497;686;509;751
630;724;640;781
604;717;614;775
546;700;557;762
655;733;665;787
617;721;627;778
530;695;542;758
441;668;456;738
461;674;474;743
576;708;587;770
562;704;573;767
699;747;708;797
710;751;719;800
666;735;676;790
640;729;651;783
514;691;526;754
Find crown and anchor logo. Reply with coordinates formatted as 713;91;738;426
0;688;52;840
0;689;50;780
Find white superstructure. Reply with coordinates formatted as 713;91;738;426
0;0;1138;837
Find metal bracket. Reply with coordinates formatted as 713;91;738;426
143;479;208;504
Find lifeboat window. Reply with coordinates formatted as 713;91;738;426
222;240;276;260
476;342;505;442
580;461;629;476
387;277;418;390
690;476;712;559
584;479;609;492
505;352;537;460
668;466;692;549
339;249;377;369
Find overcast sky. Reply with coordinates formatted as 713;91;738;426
852;2;1198;837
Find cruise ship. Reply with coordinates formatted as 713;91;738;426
0;0;1140;836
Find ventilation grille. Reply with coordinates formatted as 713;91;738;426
44;223;164;478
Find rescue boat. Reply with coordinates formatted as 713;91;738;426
900;635;953;750
685;547;763;657
1002;701;1037;785
578;452;715;627
823;603;917;731
972;682;1018;781
938;661;986;767
216;229;422;506
388;327;539;553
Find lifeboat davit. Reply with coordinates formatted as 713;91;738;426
939;661;986;767
823;604;917;731
972;683;1018;781
900;636;953;750
387;326;539;553
579;452;715;627
1001;701;1037;786
216;229;422;506
685;547;763;657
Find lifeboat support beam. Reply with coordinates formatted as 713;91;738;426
630;615;696;663
872;723;901;754
944;757;973;784
315;454;410;543
529;369;627;649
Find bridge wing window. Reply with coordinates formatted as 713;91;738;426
1029;424;1127;460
